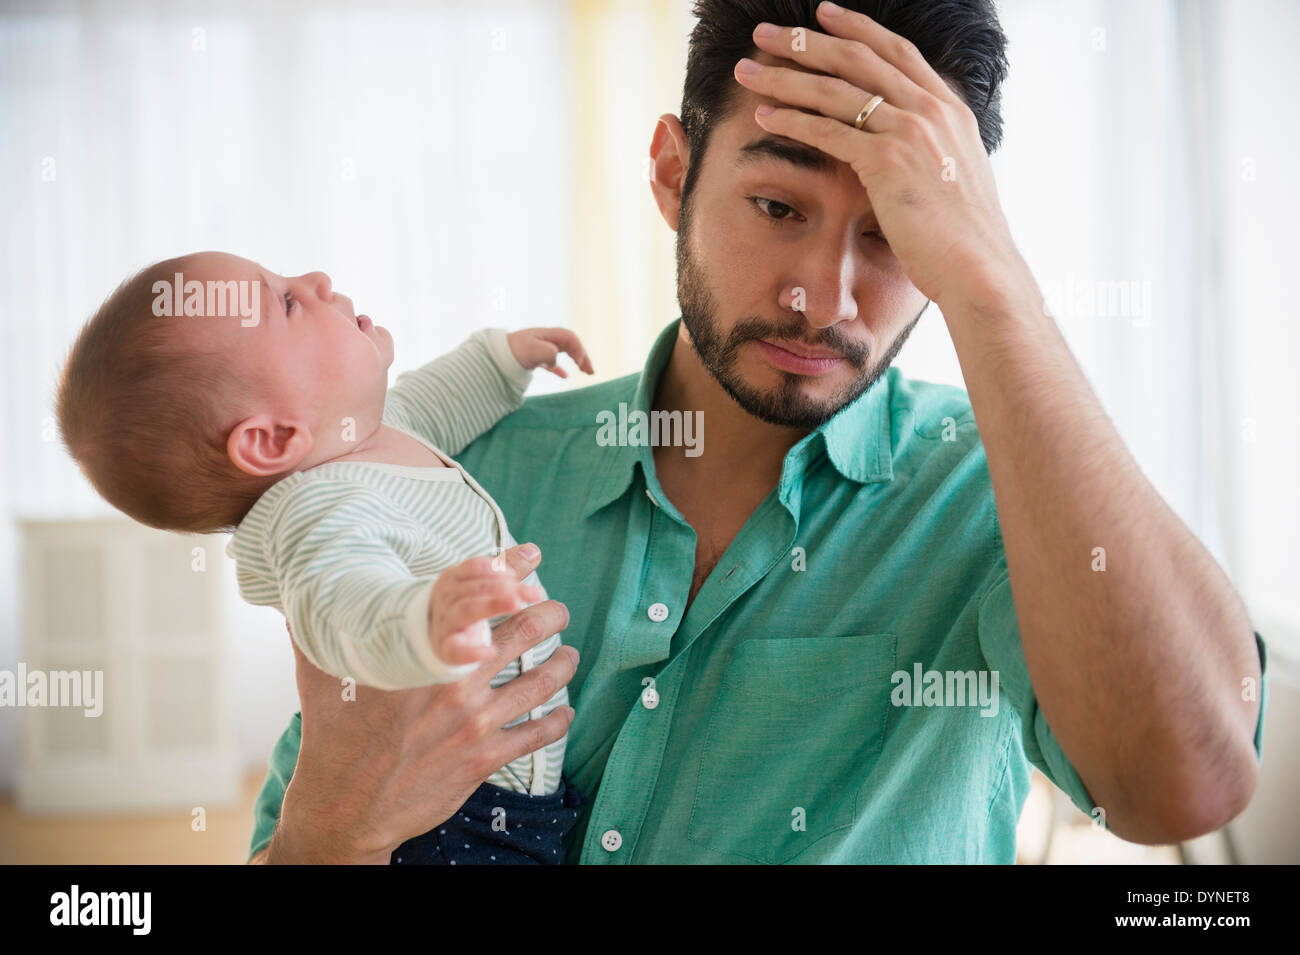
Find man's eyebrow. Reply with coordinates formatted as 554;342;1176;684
734;135;837;175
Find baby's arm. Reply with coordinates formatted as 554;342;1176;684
246;483;536;690
383;327;592;455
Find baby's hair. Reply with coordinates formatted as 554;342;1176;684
56;255;280;534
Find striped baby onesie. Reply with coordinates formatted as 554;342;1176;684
225;327;567;796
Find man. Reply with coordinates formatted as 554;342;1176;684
250;0;1267;864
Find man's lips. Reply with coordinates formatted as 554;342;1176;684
755;339;845;375
762;339;842;360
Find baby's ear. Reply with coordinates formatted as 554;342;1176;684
227;414;312;476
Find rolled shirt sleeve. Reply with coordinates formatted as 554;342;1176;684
977;554;1271;819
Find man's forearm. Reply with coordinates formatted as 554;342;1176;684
939;261;1261;843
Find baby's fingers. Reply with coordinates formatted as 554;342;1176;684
444;582;543;631
525;327;594;375
438;623;497;665
443;555;510;582
554;329;595;375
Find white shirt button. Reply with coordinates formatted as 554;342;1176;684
641;685;660;709
601;829;623;852
647;602;669;622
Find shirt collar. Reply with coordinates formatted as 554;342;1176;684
582;318;894;519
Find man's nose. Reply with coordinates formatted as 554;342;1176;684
778;241;861;329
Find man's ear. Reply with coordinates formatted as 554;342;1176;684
649;113;691;232
227;413;312;477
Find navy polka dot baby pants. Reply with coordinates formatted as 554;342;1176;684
390;775;584;865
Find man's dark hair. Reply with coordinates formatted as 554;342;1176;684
680;0;1009;201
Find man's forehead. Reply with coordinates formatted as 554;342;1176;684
711;46;964;166
715;49;842;173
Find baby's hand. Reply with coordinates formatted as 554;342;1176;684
428;555;545;667
507;327;595;379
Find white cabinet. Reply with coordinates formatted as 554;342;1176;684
17;519;238;813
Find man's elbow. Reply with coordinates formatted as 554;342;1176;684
1107;742;1260;846
1176;748;1259;842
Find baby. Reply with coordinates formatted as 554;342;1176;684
56;250;594;864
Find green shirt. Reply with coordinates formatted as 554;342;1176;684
249;317;1269;864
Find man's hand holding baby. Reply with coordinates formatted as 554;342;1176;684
262;543;577;864
507;327;595;379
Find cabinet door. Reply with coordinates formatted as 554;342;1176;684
18;520;238;813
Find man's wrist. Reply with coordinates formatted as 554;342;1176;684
268;779;394;865
931;238;1037;312
937;253;1047;336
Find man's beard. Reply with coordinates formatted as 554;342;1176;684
675;196;924;430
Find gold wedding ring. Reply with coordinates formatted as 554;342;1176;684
853;94;885;130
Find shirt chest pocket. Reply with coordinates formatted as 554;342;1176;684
687;633;898;864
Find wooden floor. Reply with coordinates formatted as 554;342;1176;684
0;768;266;865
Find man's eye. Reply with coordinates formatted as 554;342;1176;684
749;196;800;224
868;230;891;247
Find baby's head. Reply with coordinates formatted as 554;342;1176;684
57;251;394;533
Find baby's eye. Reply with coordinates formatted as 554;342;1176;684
283;291;295;313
